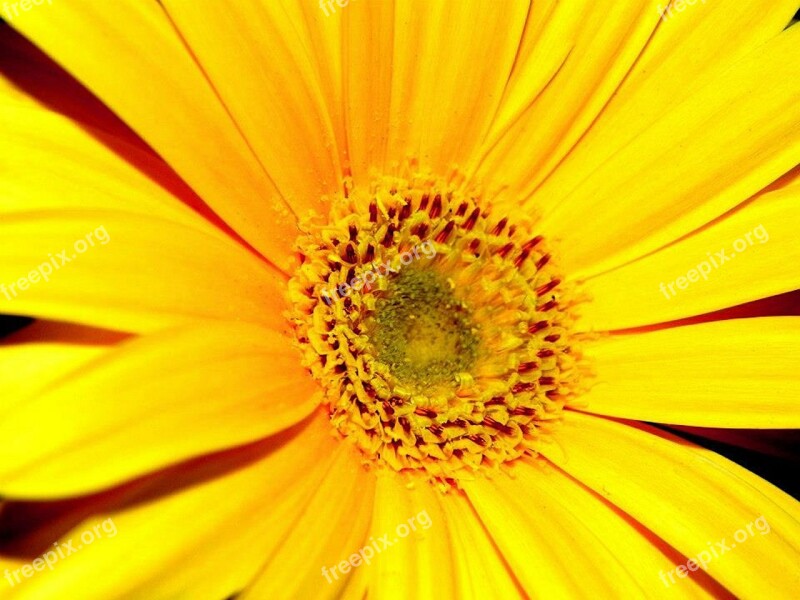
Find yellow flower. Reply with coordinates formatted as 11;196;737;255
1;1;799;598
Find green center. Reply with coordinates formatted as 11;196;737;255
370;269;480;389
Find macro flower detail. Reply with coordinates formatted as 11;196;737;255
289;172;584;481
0;2;799;600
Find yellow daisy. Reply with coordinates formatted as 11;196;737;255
1;1;799;598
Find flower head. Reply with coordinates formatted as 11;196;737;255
1;2;800;599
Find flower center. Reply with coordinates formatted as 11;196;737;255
369;268;479;389
288;170;584;484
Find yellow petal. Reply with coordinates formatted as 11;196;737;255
241;443;374;599
437;488;522;599
159;1;343;216
367;471;453;600
340;0;394;181
464;468;644;597
464;459;729;598
541;412;800;597
475;1;660;203
295;2;349;186
343;0;528;182
0;23;134;135
0;211;285;333
0;322;319;498
537;23;800;277
0;412;341;599
0;321;126;415
577;169;800;330
9;1;299;267
0;103;227;230
523;0;797;208
334;560;371;600
0;25;266;251
477;0;580;155
576;317;800;427
367;473;522;599
530;0;800;216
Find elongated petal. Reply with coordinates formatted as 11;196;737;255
0;26;260;248
541;413;800;598
340;0;394;181
478;0;579;153
577;170;800;330
0;322;318;498
465;468;645;597
0;24;134;136
1;412;341;600
368;472;455;600
367;471;453;600
0;211;285;333
0;103;225;229
530;0;799;205
9;1;299;267
437;490;523;599
342;0;528;182
366;472;525;598
475;1;659;202
0;321;126;415
538;23;800;277
465;459;729;598
241;443;374;599
160;0;344;216
576;317;800;427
